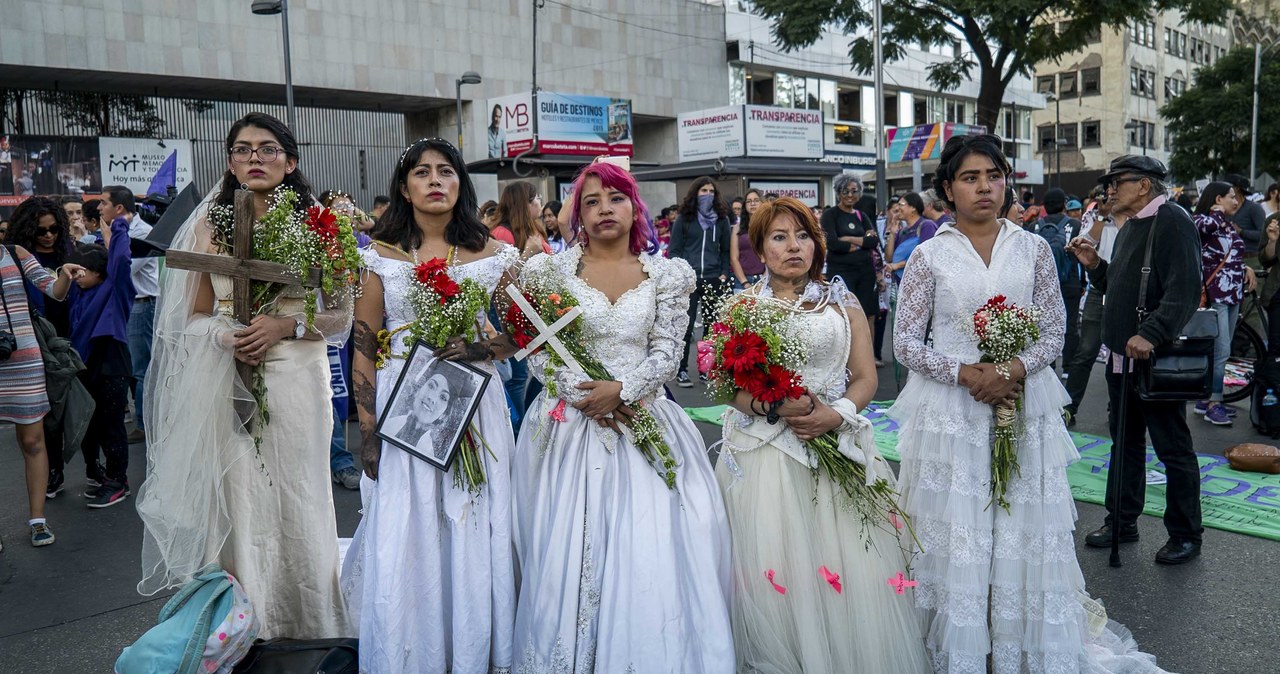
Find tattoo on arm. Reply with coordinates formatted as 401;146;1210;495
354;319;379;363
353;371;377;434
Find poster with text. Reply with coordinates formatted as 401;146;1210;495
99;137;194;195
676;105;745;161
749;181;820;207
487;92;534;159
744;105;824;159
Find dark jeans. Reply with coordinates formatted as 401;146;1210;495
873;309;888;361
127;298;155;431
681;277;730;372
1103;367;1204;543
1064;289;1104;412
1060;284;1084;370
1268;296;1280;358
81;374;132;484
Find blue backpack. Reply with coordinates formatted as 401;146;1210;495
116;564;260;674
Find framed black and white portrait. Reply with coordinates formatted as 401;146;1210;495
375;340;490;471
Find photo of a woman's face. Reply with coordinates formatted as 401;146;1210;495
417;374;449;424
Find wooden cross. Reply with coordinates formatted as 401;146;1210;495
165;189;323;424
504;283;585;375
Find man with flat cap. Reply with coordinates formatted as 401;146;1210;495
1067;155;1204;565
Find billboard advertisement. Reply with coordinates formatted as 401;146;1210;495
885;123;987;162
676;105;745;162
0;134;101;206
487;92;632;159
744;105;824;159
99;137;195;196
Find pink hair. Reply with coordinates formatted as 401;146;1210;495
565;161;657;255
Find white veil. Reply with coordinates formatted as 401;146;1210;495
136;187;257;595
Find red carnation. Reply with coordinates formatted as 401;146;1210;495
722;331;768;373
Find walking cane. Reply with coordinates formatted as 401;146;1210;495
1109;355;1131;568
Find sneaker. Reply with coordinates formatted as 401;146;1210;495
676;370;693;388
30;523;55;547
1204;403;1233;426
1194;400;1209;416
87;480;130;509
83;471;105;499
332;466;361;491
45;471;65;499
699;372;709;383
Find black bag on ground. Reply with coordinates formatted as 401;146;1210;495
1251;356;1280;438
230;638;358;674
1132;224;1217;402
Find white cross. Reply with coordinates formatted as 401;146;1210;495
505;283;586;375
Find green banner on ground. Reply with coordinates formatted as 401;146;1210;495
684;402;1280;542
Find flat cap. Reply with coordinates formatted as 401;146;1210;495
1098;155;1167;184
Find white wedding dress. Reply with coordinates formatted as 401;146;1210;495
716;281;931;674
511;245;735;673
342;244;520;674
889;221;1166;673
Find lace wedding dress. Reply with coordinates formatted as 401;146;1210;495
716;280;931;674
511;245;735;673
341;244;520;674
889;221;1166;674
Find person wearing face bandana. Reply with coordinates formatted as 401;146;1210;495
669;176;732;387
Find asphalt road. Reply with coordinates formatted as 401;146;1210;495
0;358;1274;673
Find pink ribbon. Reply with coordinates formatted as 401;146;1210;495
887;571;918;595
764;569;787;595
548;399;567;423
819;566;842;594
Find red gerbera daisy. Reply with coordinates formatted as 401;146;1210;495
306;206;339;240
722;331;768;373
746;364;800;404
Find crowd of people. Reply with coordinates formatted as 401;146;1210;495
0;109;1267;672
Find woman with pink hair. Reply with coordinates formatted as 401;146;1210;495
508;159;735;671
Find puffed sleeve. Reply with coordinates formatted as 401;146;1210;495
617;255;695;404
892;245;962;384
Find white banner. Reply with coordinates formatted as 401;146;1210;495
99;137;194;195
744;105;824;159
676;105;745;162
749;181;820;207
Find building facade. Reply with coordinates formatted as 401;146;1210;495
1030;11;1234;197
0;0;729;206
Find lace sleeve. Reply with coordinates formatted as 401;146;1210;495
1018;237;1067;375
892;246;961;384
618;256;694;403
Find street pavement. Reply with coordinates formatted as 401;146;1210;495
0;357;1275;673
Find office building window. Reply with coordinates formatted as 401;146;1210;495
1059;71;1078;97
1037;75;1056;95
1082;121;1101;147
1038;125;1056;151
1081;67;1101;96
1058;123;1078;149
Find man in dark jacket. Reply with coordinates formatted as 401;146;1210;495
1226;174;1266;257
1068;155;1204;565
668;183;732;386
1037;188;1085;368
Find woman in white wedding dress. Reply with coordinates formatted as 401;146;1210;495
341;138;519;673
890;134;1168;673
715;197;930;674
137;112;352;638
509;159;734;673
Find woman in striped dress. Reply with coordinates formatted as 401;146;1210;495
0;245;82;548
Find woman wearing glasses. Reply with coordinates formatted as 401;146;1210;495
136;112;353;639
821;175;879;321
729;188;766;288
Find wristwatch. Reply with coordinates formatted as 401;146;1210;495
288;319;306;340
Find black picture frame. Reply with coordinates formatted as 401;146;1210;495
374;340;491;472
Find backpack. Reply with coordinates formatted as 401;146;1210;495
1251;356;1280;438
116;564;260;674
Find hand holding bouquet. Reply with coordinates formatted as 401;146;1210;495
971;294;1042;513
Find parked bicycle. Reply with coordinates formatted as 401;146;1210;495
1224;269;1270;403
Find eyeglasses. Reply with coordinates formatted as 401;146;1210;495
1108;175;1149;187
36;226;57;235
744;198;762;205
229;146;284;163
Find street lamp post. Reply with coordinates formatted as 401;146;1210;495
251;0;296;132
1045;91;1060;188
455;71;483;157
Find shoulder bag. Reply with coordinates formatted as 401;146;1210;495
1134;222;1218;401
